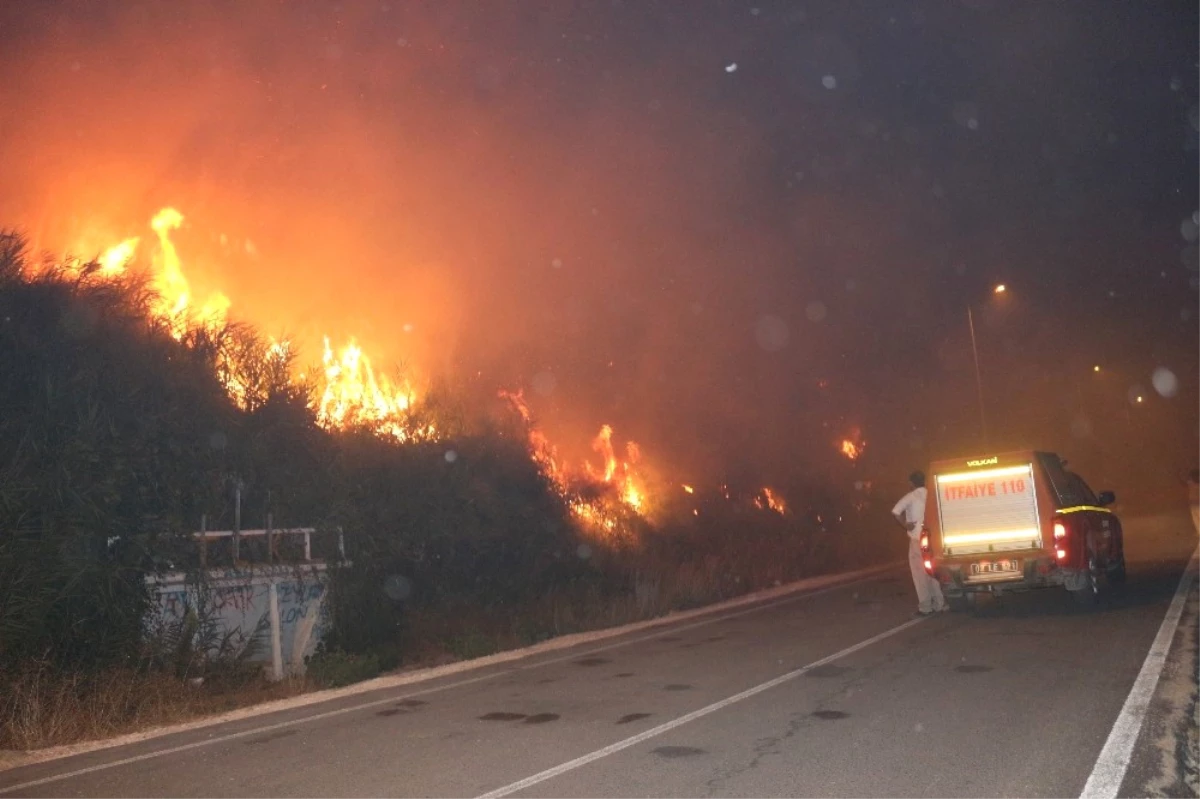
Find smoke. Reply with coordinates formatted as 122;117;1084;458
0;0;1196;498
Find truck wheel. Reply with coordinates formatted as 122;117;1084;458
1107;556;1127;587
947;594;973;613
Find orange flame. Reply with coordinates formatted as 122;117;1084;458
66;208;433;441
98;237;139;276
840;439;862;460
754;487;788;515
318;337;435;443
148;208;229;337
500;390;649;533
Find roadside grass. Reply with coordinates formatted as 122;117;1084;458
1;527;894;753
397;528;877;667
0;659;310;751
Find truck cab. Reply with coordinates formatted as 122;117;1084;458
920;450;1125;608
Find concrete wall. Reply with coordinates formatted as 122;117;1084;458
149;564;330;677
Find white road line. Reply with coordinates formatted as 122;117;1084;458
0;567;898;795
476;616;929;799
517;569;897;672
1080;548;1199;799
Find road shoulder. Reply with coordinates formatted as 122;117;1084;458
0;561;899;775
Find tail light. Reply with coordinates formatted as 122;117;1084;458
1053;520;1069;563
920;526;934;575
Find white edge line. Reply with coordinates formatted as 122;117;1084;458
477;616;930;799
1079;547;1199;799
0;563;901;794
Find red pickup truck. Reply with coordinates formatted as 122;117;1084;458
920;450;1125;609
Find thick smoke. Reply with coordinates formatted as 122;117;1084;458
0;1;1196;501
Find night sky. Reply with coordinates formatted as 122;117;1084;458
1;1;1196;503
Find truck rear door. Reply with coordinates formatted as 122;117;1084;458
935;463;1043;558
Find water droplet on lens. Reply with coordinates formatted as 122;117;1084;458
1152;367;1178;398
754;314;789;352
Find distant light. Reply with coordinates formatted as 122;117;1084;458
1136;396;1144;403
682;484;695;494
1092;365;1101;373
993;284;1007;294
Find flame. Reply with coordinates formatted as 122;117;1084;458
500;390;648;535
840;439;862;460
318;337;435;443
148;208;229;337
98;237;139;276
754;487;788;515
61;207;434;442
62;207;813;529
499;389;565;487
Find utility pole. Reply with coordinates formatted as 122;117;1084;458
232;478;243;564
967;306;988;450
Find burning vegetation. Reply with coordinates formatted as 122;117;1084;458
45;207;796;540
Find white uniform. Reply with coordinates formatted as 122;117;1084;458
893;486;946;613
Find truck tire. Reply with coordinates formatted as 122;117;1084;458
1107;556;1127;587
946;593;974;613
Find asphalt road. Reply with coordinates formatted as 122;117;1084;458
2;508;1196;798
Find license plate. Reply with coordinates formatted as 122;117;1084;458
971;559;1021;576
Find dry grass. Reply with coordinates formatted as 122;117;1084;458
401;529;878;666
0;660;310;752
2;528;894;752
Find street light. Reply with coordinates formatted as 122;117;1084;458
967;284;1008;449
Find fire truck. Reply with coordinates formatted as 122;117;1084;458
920;451;1125;609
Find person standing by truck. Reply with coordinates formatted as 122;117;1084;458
893;470;947;616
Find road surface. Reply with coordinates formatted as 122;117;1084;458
2;509;1196;798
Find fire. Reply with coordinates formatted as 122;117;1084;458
500;390;648;534
147;208;229;337
98;237;139;276
498;389;565;487
60;206;813;531
840;439;862;460
754;487;788;515
60;207;432;442
318;337;436;443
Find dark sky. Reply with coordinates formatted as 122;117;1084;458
0;0;1196;501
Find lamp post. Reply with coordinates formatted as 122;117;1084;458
967;284;1007;450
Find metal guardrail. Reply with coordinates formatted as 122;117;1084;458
193;527;344;565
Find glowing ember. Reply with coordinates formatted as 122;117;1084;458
682;484;695;494
840;439;863;460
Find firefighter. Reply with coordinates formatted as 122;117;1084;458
893;470;947;616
